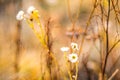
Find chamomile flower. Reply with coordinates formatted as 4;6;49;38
16;10;25;20
61;47;69;52
71;42;79;51
68;53;78;63
27;6;36;14
27;6;40;20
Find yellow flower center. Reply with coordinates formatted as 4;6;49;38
72;56;76;59
74;45;76;48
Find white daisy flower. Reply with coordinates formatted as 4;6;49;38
71;42;79;51
68;53;78;63
60;47;69;52
27;6;36;14
16;10;24;20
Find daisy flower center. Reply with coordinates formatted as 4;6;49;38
72;56;76;59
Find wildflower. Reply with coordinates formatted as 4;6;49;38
27;6;39;20
16;10;24;20
72;75;76;79
68;53;78;63
27;6;36;14
60;47;69;52
71;42;79;51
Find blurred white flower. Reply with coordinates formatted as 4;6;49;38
72;75;76;79
68;53;78;63
61;47;69;52
45;0;58;5
27;6;36;14
71;42;79;51
16;10;24;20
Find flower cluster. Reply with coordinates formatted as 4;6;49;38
61;42;79;63
16;6;39;21
16;6;46;48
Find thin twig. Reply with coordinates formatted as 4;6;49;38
108;69;119;80
14;21;21;80
78;0;98;56
111;0;120;24
108;40;120;54
102;0;111;78
109;55;120;74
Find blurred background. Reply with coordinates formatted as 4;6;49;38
0;0;120;80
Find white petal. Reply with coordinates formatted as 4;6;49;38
16;10;24;20
27;6;36;14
